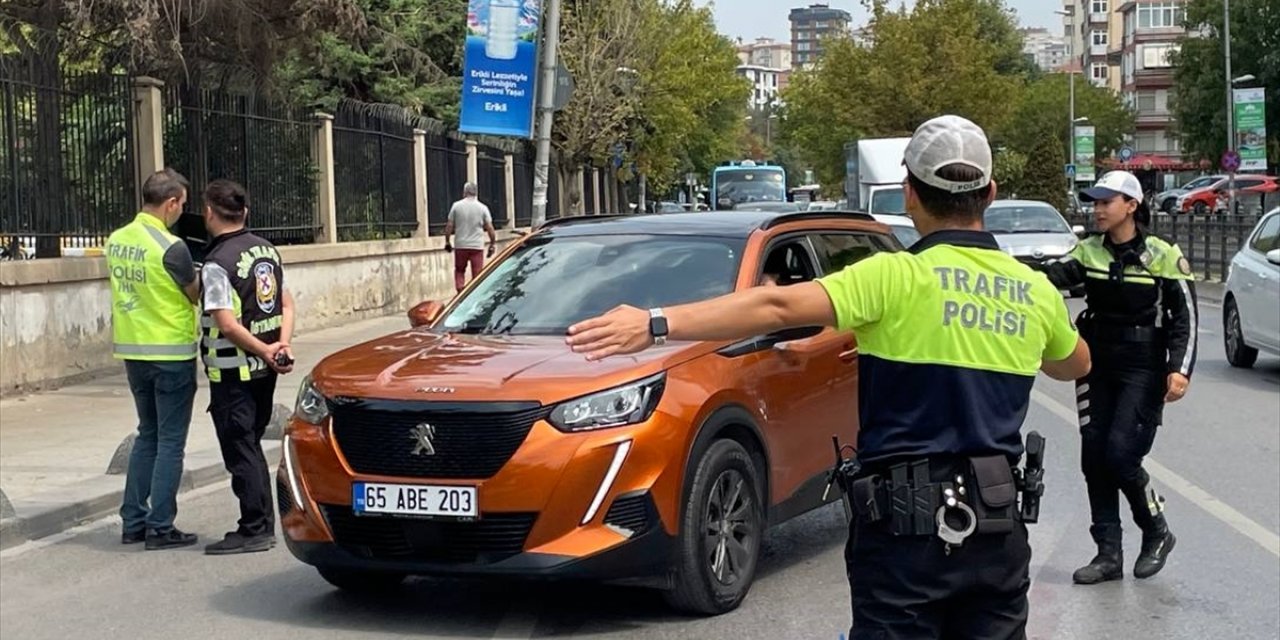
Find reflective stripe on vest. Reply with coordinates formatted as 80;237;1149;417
115;343;199;358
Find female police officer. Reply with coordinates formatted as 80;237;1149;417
1038;170;1196;585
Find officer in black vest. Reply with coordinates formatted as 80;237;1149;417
198;179;296;555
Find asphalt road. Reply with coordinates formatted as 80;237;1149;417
2;299;1277;640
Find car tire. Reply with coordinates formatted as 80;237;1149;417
663;439;764;616
1161;198;1175;214
316;567;407;593
1224;298;1258;369
1193;201;1208;216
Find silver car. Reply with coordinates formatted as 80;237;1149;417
984;200;1084;296
1223;207;1280;367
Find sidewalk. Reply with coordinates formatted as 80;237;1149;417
0;314;408;550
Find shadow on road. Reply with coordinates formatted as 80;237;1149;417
206;504;848;637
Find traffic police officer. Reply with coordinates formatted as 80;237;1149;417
197;179;297;555
564;115;1092;639
108;168;202;550
1035;170;1194;585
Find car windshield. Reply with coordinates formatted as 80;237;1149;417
870;188;905;214
438;234;743;335
1183;176;1218;190
716;170;786;205
984;204;1071;234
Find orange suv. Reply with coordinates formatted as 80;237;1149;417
278;210;904;614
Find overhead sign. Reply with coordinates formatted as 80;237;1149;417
1074;126;1097;183
459;0;542;138
1234;88;1267;172
1065;163;1076;177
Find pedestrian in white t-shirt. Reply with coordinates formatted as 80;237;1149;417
444;182;496;292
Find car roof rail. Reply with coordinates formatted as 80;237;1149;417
534;214;632;230
759;210;877;230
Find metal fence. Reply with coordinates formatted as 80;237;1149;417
425;131;468;235
164;84;319;245
1;62;137;258
476;145;508;228
1067;210;1265;281
332;104;418;241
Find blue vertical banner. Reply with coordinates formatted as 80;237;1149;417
459;0;543;138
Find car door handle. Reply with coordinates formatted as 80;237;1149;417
838;347;858;362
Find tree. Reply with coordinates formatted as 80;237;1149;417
780;0;1027;191
1018;131;1068;212
998;73;1134;168
993;147;1028;197
1172;0;1279;170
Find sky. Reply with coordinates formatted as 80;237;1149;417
702;0;1060;43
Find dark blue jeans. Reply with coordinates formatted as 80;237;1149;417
120;359;197;534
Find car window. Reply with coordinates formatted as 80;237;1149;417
811;233;884;274
438;234;743;335
1236;178;1263;190
984;204;1072;234
759;238;819;287
1250;214;1280;253
1184;176;1218;190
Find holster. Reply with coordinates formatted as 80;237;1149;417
968;455;1019;534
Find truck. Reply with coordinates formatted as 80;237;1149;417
843;137;911;215
711;160;787;210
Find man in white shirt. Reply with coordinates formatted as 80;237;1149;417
444;182;497;292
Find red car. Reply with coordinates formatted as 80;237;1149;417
1178;176;1278;215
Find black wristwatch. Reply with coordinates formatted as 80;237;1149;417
648;308;669;346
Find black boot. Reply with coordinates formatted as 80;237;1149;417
1073;523;1123;585
1134;515;1175;579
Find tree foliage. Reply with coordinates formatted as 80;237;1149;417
780;0;1026;190
1172;0;1279;169
997;73;1134;163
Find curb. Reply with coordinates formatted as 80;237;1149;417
0;442;280;551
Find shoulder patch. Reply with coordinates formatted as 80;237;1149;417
1177;256;1192;276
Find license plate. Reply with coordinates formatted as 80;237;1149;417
352;482;478;519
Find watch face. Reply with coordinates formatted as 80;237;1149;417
650;315;669;337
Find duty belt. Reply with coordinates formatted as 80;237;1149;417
839;433;1047;554
1078;313;1164;343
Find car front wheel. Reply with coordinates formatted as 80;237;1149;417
664;439;764;616
1224;298;1258;368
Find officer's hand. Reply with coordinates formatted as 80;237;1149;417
1165;372;1189;403
265;342;295;375
566;305;653;361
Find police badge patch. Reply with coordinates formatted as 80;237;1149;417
1177;256;1192;276
254;262;278;313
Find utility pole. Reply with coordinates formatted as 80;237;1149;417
531;0;562;228
1224;0;1237;215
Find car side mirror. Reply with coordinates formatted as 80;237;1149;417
408;300;446;328
1072;224;1086;236
1267;249;1280;266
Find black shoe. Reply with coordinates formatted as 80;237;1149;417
121;529;146;545
204;531;273;555
1134;527;1176;579
144;527;198;550
1073;523;1123;585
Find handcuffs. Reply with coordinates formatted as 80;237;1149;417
936;474;977;555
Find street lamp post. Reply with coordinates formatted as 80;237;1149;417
1055;7;1078;206
532;0;563;229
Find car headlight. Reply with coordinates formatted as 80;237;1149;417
549;373;666;432
293;376;331;425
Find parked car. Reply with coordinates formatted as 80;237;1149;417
733;201;804;213
1155;174;1225;214
1177;176;1279;215
983;200;1085;297
279;210;904;615
1223;207;1280;367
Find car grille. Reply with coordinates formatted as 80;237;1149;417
276;474;294;516
330;399;549;479
604;491;656;536
320;504;537;564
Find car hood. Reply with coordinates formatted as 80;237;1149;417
310;329;696;404
992;232;1078;258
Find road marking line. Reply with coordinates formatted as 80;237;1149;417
1032;389;1280;558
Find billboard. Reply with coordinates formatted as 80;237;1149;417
459;0;542;138
1234;88;1268;173
1074;125;1096;183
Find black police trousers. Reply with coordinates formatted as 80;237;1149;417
845;501;1031;639
1075;337;1166;532
209;374;278;537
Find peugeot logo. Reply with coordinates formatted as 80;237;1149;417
410;423;437;457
